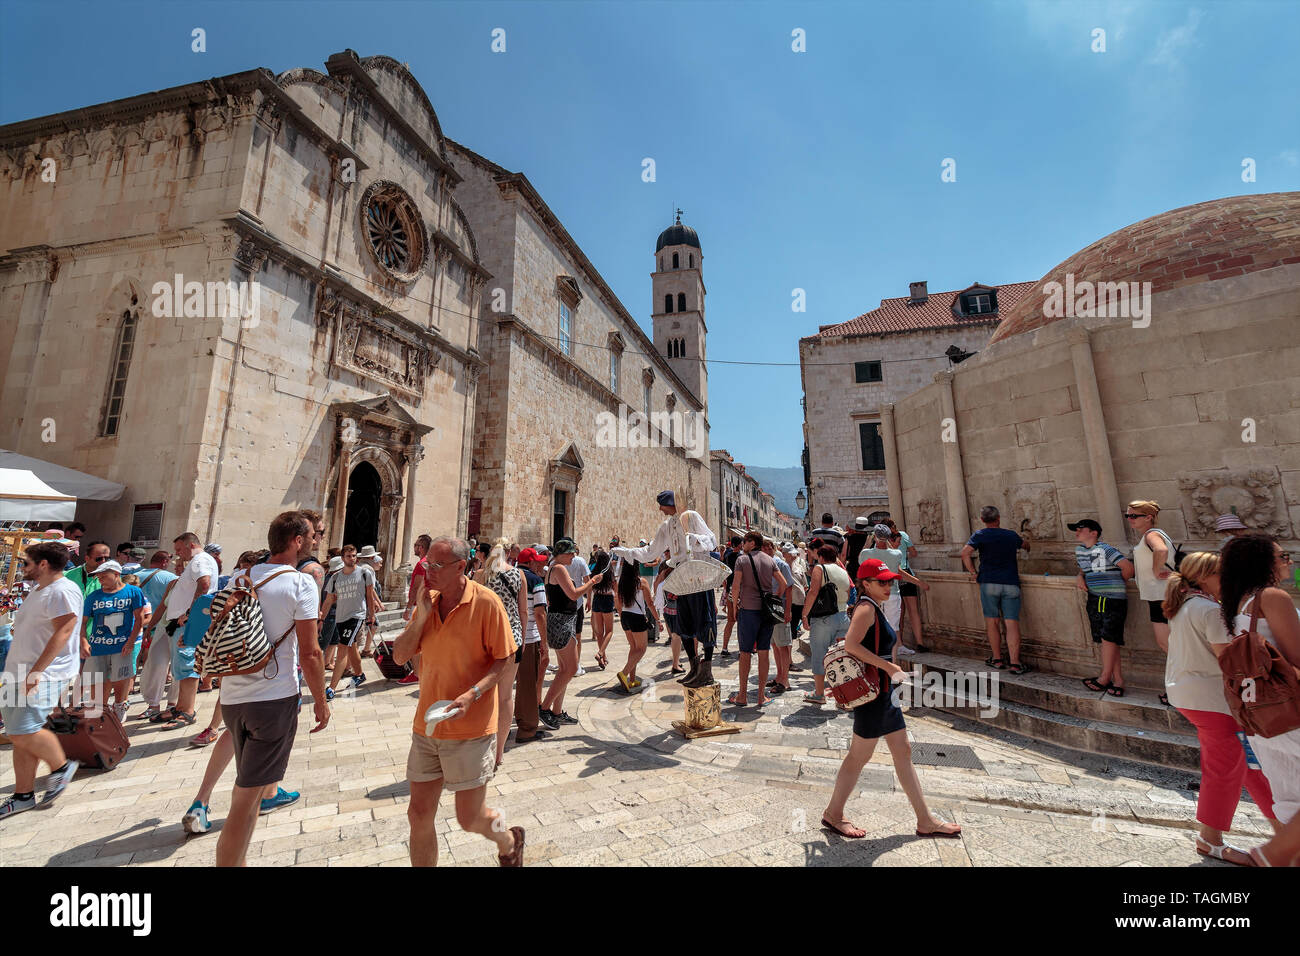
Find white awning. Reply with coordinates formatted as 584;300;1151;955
0;468;77;521
0;449;125;501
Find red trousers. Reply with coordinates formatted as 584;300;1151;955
1179;707;1276;831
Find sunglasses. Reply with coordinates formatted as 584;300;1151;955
427;559;465;571
1276;553;1295;563
1123;513;1150;519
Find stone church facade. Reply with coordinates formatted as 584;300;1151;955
0;50;710;594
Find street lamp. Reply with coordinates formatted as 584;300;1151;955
795;488;806;511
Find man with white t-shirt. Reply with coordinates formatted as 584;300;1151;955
156;532;219;730
0;541;82;819
213;511;329;867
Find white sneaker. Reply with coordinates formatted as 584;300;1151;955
575;666;587;677
113;702;129;722
897;645;916;656
546;663;558;673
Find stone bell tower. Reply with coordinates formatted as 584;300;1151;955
652;209;707;406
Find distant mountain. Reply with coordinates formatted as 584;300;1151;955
742;465;806;517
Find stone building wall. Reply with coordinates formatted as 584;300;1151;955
449;142;713;548
888;263;1300;686
800;324;992;524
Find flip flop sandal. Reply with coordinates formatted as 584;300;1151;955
1082;677;1109;692
803;693;826;704
915;826;962;839
164;710;197;729
726;692;748;707
670;667;686;675
1106;685;1126;697
1008;662;1031;675
821;817;866;839
984;657;1006;670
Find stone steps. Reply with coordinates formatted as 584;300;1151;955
910;653;1200;772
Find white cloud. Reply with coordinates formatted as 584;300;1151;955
1148;7;1203;68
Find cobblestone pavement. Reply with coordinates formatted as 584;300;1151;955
0;635;1272;867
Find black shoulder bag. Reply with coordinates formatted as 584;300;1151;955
747;553;786;624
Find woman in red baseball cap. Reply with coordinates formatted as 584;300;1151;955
821;558;962;841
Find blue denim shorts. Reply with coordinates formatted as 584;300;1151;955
979;583;1022;621
0;677;63;736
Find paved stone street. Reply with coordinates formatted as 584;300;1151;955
0;636;1272;867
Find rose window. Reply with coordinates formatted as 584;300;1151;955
360;182;427;282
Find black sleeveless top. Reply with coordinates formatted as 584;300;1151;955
546;566;578;614
854;595;898;692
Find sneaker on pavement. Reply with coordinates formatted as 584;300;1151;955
0;793;36;820
555;711;579;725
113;701;129;722
574;666;586;677
190;727;220;747
260;787;300;815
39;760;79;808
546;663;558;673
351;674;367;688
325;687;335;701
897;645;916;656
182;800;211;834
538;708;561;730
396;672;419;685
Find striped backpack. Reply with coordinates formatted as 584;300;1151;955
197;568;299;677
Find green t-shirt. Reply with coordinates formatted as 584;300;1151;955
63;564;102;636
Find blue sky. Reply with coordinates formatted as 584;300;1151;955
3;0;1298;472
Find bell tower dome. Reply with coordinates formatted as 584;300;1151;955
652;209;707;406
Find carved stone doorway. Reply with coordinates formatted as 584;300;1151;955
343;461;382;549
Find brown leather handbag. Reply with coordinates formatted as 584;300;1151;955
1220;596;1300;738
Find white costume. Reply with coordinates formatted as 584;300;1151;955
612;509;716;570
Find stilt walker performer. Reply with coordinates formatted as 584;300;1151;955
613;491;721;688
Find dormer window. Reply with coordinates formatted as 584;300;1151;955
959;288;997;315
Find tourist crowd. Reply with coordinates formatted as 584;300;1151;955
1;496;1297;867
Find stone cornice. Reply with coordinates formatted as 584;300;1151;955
231;215;484;370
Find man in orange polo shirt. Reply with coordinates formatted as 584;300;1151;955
393;535;523;867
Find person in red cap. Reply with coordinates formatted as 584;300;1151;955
821;558;962;841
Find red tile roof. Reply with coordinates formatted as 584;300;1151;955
816;281;1037;338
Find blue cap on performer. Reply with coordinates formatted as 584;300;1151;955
656;490;675;507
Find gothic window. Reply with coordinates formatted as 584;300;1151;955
677;292;686;312
559;301;572;355
672;252;679;269
100;304;139;437
665;294;673;314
